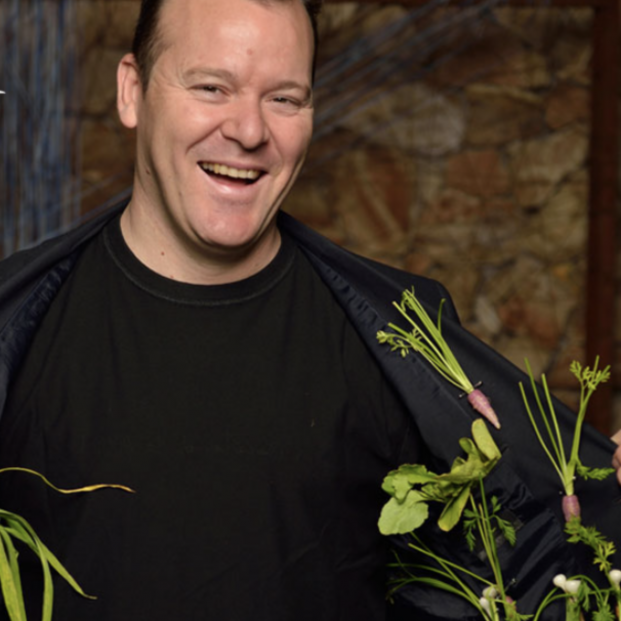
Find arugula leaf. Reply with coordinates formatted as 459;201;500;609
378;490;429;535
438;485;472;532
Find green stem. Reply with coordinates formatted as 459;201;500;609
391;293;474;393
540;373;570;482
473;483;505;603
567;379;594;486
519;382;565;484
396;541;490;618
533;592;569;621
407;536;493;588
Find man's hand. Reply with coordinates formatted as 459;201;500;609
612;429;621;484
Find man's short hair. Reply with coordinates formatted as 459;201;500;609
131;0;323;90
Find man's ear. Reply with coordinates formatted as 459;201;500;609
117;53;143;129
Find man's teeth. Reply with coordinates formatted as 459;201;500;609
201;163;260;180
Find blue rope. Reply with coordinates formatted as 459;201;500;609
1;0;79;257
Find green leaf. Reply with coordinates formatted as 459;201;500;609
471;419;501;462
2;511;96;603
443;455;485;481
378;490;429;535
495;516;517;547
458;438;478;457
593;609;615;621
382;464;435;501
0;527;27;621
438;484;472;532
463;518;477;551
575;461;615;481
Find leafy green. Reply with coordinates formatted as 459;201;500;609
378;491;429;535
377;289;474;395
0;467;134;621
565;518;616;573
519;357;612;501
378;420;501;536
575;461;616;482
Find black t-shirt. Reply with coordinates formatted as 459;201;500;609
0;216;421;621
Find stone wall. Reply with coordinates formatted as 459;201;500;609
75;2;614;427
76;0;138;214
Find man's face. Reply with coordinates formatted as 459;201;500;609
118;0;314;273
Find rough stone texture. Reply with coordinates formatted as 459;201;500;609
520;171;588;261
546;83;590;130
507;126;588;207
552;34;592;86
80;48;124;117
482;51;551;90
445;150;510;198
429;26;525;89
327;144;410;259
80;118;135;214
338;83;466;157
465;85;545;147
76;1;139;51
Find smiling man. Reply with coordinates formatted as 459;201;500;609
0;1;429;619
117;0;315;284
1;1;621;621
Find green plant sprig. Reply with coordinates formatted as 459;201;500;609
377;292;472;392
388;536;494;619
519;357;613;521
380;421;523;619
377;288;500;429
463;480;517;611
565;518;616;574
0;467;134;621
378;419;501;536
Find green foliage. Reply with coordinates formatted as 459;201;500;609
376;289;474;394
462;495;516;555
0;467;133;621
565;518;616;574
570;361;611;392
378;420;501;536
575;461;616;482
519;357;613;501
379;341;620;620
378;492;429;536
592;607;615;621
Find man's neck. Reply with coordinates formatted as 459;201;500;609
119;201;282;286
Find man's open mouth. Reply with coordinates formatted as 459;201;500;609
199;162;263;185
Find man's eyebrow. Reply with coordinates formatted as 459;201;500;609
181;67;236;82
274;80;312;99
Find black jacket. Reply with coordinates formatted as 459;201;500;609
0;201;618;620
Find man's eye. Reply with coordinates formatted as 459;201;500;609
273;97;297;106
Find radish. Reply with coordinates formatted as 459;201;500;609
377;288;501;429
520;357;613;523
467;388;500;430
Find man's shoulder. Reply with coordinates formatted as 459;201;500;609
279;210;458;322
0;203;124;278
0;203;125;326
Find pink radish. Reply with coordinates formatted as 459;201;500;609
562;494;581;522
467;388;500;429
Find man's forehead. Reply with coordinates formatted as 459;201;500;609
153;0;314;76
158;0;307;26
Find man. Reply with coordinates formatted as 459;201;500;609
0;0;620;620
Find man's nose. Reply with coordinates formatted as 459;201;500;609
220;98;269;150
